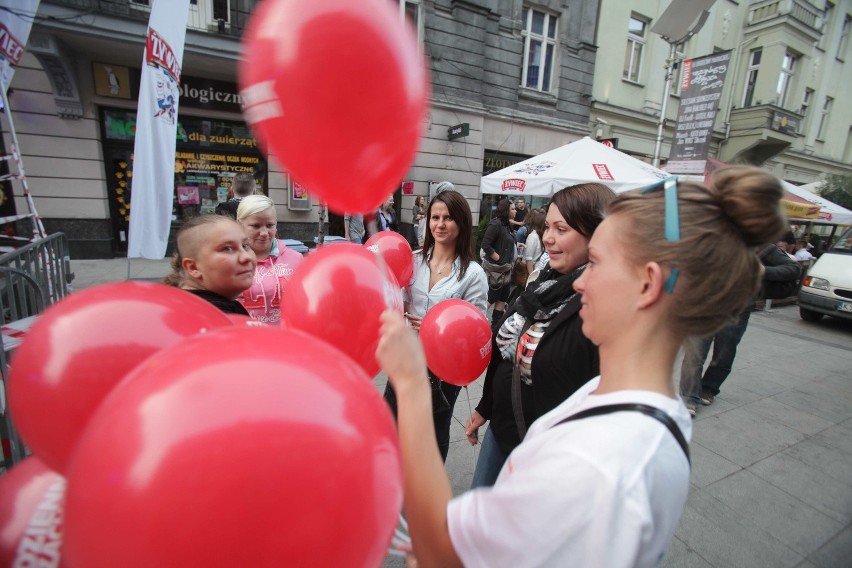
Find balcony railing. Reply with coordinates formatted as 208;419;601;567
42;0;249;37
748;0;822;32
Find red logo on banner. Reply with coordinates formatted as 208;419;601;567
502;179;526;192
600;140;614;148
0;23;25;65
592;164;614;181
681;59;693;92
146;28;181;82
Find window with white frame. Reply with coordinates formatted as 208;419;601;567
819;2;834;50
623;14;649;83
838;14;850;60
776;52;797;108
394;0;423;41
186;0;229;30
742;48;762;107
799;87;813;117
817;96;833;139
521;7;558;92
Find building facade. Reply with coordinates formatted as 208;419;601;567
591;0;852;185
5;0;599;258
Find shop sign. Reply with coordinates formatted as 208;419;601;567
771;110;800;135
104;109;258;150
93;63;243;112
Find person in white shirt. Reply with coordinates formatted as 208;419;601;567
375;166;788;567
793;239;815;260
383;189;487;462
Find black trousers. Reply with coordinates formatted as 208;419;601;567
384;377;462;463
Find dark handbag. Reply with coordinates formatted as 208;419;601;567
512;258;529;287
482;259;512;289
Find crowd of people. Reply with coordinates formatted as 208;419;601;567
155;165;794;566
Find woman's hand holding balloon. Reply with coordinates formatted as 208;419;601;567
403;311;423;331
377;310;428;398
465;411;486;446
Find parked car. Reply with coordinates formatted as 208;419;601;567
798;226;852;322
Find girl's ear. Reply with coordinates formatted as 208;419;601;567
182;257;201;280
637;261;666;309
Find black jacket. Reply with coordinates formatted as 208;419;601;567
476;293;599;455
759;244;802;299
481;218;515;265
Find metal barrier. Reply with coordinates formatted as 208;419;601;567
0;233;74;468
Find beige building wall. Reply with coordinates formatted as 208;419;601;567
591;0;852;184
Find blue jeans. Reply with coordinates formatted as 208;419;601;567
470;428;509;489
681;308;751;404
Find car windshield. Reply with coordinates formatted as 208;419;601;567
830;227;852;254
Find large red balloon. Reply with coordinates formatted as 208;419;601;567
280;243;403;377
420;299;492;386
0;457;65;566
239;0;429;214
8;281;232;472
364;231;414;286
62;326;401;568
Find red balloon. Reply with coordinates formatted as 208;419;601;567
420;299;492;386
62;326;401;568
0;457;65;566
226;313;268;327
8;281;232;472
280;243;403;377
239;0;429;214
364;231;414;286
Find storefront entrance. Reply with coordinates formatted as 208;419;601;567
100;108;266;255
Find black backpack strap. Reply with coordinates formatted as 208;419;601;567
553;403;690;466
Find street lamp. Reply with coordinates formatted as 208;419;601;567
650;0;717;167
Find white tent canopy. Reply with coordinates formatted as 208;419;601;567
782;180;852;225
480;137;669;196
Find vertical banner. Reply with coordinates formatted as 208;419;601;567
0;0;40;93
128;0;191;258
667;50;731;175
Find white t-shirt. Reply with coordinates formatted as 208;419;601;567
524;231;543;264
447;377;692;568
794;248;814;260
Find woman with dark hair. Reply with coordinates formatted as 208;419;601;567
162;215;256;315
384;190;488;462
466;183;616;488
481;198;517;327
522;208;546;276
375;167;786;566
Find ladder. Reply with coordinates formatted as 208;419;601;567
0;84;46;251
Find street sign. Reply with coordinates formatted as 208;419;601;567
447;123;469;140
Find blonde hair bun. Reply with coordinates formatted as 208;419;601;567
708;166;787;247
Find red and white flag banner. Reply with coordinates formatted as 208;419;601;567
0;0;40;93
128;0;191;259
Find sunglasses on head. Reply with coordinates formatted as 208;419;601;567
640;176;680;294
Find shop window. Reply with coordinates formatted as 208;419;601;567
522;7;558;92
100;108;266;254
624;14;648;83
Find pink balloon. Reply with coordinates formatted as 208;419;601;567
238;0;429;214
0;457;65;567
62;326;401;568
280;243;403;377
364;231;414;286
8;281;232;472
420;299;492;386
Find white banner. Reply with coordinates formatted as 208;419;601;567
0;0;40;93
128;0;191;258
